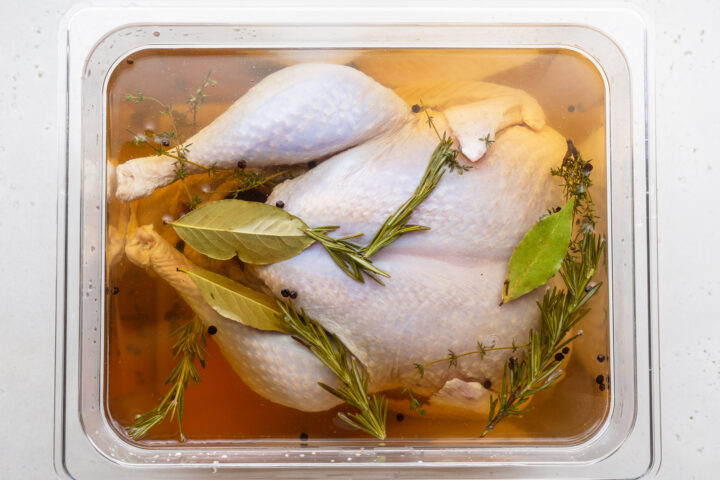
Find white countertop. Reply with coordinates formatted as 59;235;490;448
1;0;718;478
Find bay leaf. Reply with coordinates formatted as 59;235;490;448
502;198;575;304
169;199;314;264
183;268;291;334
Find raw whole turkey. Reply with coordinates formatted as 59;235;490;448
120;63;567;417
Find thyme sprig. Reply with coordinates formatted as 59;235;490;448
126;317;207;442
277;301;388;440
552;139;597;245
308;121;468;284
401;340;530;416
125;71;217;208
414;341;531;379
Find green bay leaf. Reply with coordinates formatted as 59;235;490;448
170;199;314;264
502;198;575;304
183;268;291;334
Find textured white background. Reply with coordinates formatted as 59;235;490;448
0;0;718;478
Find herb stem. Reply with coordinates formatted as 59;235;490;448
419;343;531;372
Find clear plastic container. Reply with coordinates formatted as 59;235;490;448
55;2;659;478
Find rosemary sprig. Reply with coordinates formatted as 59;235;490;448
302;226;390;284
277;301;388;440
308;126;468;284
126;317;207;442
482;232;604;436
361;134;459;258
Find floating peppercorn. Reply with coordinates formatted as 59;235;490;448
396;413;405;422
281;289;291;298
289;291;298;299
126;58;134;65
568;105;575;112
597;354;606;363
595;374;604;384
275;200;285;209
161;138;170;147
482;379;492;389
411;104;421;113
237;160;246;169
111;286;120;295
208;325;218;335
555;353;565;361
562;347;570;354
599;384;606;392
175;240;185;253
299;432;309;442
308;160;317;169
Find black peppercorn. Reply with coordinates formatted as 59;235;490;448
396;413;404;422
237;160;246;170
599;384;606;392
111;286;120;295
275;200;285;209
126;58;134;65
411;104;421;113
161;138;170;147
562;347;570;354
299;432;309;442
175;240;185;253
482;379;492;389
208;325;218;335
595;374;604;384
281;289;291;298
289;291;298;299
308;160;317;169
555;353;565;361
597;354;606;363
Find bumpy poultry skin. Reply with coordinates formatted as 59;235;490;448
119;63;567;416
257;121;566;414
